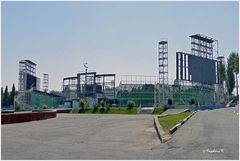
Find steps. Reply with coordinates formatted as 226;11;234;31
139;107;155;114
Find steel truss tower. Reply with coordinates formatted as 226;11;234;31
43;73;49;92
155;40;169;107
158;40;168;85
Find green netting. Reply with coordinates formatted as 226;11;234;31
29;91;63;108
117;84;155;107
171;87;214;105
117;84;215;107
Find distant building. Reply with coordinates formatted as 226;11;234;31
18;60;40;91
16;60;40;106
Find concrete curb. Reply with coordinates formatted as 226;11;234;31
169;111;197;134
159;109;190;117
154;110;197;143
153;116;172;143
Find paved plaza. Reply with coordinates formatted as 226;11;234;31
2;107;239;160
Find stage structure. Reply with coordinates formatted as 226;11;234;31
63;70;116;107
155;34;224;107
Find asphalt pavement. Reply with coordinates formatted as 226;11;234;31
157;106;239;160
1;107;239;159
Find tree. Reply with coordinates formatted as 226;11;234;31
227;52;239;96
9;84;16;106
1;87;3;107
80;99;88;110
189;98;196;105
167;98;173;108
219;63;226;84
227;68;235;96
127;100;135;110
3;86;9;106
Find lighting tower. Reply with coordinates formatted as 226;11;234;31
158;40;168;85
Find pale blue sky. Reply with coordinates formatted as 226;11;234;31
2;1;239;90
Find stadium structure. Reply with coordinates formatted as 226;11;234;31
15;34;226;109
117;34;226;107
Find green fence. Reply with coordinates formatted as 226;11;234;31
29;91;63;108
117;84;155;107
117;84;215;107
171;86;214;105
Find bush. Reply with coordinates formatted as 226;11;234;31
42;104;47;109
100;107;105;113
15;104;21;111
127;100;135;110
80;99;88;109
189;98;196;105
93;103;99;113
106;104;111;112
167;98;172;108
100;99;105;108
72;108;80;113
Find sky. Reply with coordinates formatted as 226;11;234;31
1;1;239;91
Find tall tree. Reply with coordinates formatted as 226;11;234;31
219;63;226;84
3;86;9;106
1;87;3;107
9;84;16;106
227;68;235;95
227;52;239;96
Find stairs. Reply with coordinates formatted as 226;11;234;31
139;107;155;114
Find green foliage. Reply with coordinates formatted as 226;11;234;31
72;107;138;114
106;104;111;112
127;100;135;110
158;111;192;131
71;108;80;113
100;107;105;113
9;84;16;106
100;99;105;108
219;63;226;84
3;86;9;106
42;104;47;109
15;104;21;111
227;68;235;95
167;98;172;107
92;103;99;113
152;107;167;115
100;96;109;108
1;84;17;107
228;52;239;74
1;87;3;107
80;99;88;109
108;107;138;114
227;52;239;95
188;98;196;105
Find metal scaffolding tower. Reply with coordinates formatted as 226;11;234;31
155;40;169;107
43;73;49;92
190;34;218;59
158;40;168;84
17;60;39;106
